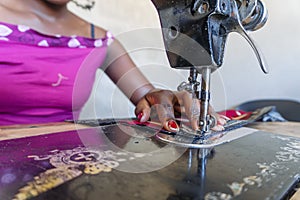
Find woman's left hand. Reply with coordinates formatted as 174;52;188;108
135;89;227;132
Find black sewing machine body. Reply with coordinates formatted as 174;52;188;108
151;0;225;70
150;0;267;71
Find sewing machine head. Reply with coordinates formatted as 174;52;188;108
151;0;268;73
152;0;268;144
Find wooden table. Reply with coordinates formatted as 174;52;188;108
0;121;299;200
0;122;89;141
1;121;299;141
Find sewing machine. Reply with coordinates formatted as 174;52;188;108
151;0;269;147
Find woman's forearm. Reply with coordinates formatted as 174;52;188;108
103;39;155;105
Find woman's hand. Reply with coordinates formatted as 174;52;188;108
135;89;227;132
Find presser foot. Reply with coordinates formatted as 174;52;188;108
155;120;255;148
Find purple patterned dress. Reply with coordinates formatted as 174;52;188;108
0;21;114;125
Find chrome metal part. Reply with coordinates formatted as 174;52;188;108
177;68;200;93
237;0;257;23
242;0;268;31
224;0;268;73
155;127;256;148
197;67;212;134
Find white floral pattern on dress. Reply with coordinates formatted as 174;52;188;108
17;25;30;32
0;25;13;36
0;22;114;48
68;38;81;48
38;40;49;47
94;39;103;47
106;31;113;38
106;31;114;46
0;36;9;41
107;38;114;46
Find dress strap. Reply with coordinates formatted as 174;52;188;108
90;23;95;39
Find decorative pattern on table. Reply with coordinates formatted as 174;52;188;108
204;136;300;200
13;147;144;200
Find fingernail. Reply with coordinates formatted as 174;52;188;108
137;112;143;122
212;125;225;132
217;118;227;126
167;120;179;132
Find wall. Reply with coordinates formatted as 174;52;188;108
68;0;300;119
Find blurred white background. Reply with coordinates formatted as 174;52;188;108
68;0;300;119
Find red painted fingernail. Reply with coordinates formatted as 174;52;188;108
137;112;143;121
167;120;179;131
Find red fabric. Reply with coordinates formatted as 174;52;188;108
218;110;252;120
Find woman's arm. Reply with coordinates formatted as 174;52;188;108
103;39;155;106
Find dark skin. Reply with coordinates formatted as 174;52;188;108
0;0;226;132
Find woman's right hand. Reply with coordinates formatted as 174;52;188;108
135;89;227;132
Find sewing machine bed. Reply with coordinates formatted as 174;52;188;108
0;122;299;200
